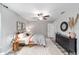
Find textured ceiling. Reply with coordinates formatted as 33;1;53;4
3;3;79;21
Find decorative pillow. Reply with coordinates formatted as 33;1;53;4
70;32;76;39
18;33;25;39
68;32;76;39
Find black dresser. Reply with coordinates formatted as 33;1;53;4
56;33;77;55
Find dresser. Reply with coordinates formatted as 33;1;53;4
56;33;77;55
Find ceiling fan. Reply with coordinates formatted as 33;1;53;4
33;12;50;20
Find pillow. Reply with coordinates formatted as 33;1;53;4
70;32;76;39
68;32;76;39
18;33;25;39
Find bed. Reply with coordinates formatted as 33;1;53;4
18;33;46;47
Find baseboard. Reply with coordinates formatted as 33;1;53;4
0;48;12;55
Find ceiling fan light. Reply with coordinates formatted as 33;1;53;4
38;17;43;20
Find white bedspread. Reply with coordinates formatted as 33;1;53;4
31;34;46;46
19;34;46;46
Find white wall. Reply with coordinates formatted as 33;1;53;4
0;5;2;51
55;9;79;54
27;21;48;37
0;5;28;52
47;23;55;38
0;7;1;31
74;17;79;54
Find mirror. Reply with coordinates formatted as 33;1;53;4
60;21;68;32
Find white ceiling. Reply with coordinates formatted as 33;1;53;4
3;3;79;21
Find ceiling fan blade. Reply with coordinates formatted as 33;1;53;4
43;17;47;20
44;15;50;17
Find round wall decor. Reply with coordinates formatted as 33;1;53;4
60;21;68;31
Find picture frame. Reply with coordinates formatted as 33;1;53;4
16;21;25;32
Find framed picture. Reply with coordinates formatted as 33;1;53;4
16;21;25;32
22;23;25;31
16;21;22;32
